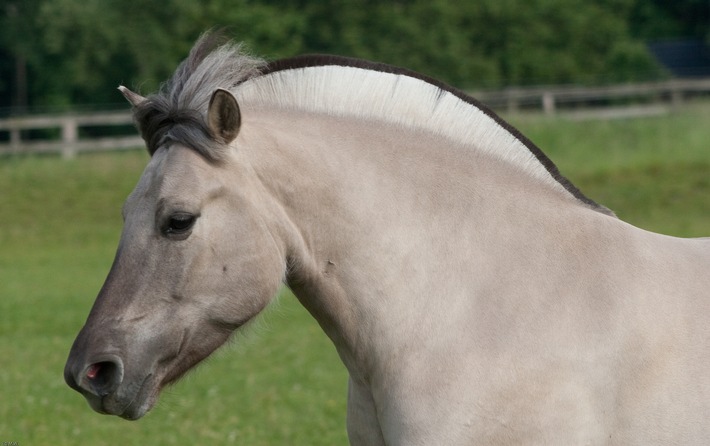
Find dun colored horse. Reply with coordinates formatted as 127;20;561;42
65;33;710;444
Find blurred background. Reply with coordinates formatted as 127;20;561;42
1;1;709;445
1;0;710;113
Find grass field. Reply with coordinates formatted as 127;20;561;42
1;104;709;445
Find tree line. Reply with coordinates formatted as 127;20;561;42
0;0;707;113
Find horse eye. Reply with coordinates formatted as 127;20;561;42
163;213;197;237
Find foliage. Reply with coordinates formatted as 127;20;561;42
0;0;306;110
629;0;710;42
2;0;690;112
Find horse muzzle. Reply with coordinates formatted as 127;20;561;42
64;351;157;420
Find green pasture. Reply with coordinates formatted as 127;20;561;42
1;105;709;445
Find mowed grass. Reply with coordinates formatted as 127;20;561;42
1;104;709;445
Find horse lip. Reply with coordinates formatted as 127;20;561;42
86;372;156;420
117;373;156;420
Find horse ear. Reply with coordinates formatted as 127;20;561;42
207;88;241;144
118;86;146;107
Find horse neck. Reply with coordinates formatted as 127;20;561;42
239;106;594;375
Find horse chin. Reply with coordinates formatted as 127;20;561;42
118;395;159;420
86;373;161;421
99;363;195;420
118;377;161;420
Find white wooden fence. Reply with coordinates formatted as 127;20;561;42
2;78;710;157
0;111;142;158
472;78;710;114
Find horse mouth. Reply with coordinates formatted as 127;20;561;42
88;373;159;420
119;373;159;420
110;350;200;419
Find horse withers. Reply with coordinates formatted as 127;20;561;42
65;33;710;444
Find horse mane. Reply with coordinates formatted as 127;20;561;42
131;32;265;160
131;32;611;215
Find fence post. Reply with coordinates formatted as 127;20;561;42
10;127;21;154
506;88;520;113
61;117;78;159
542;92;556;115
669;82;683;108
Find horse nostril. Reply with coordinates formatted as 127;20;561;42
84;357;124;397
87;363;102;380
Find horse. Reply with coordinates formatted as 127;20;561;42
64;32;710;445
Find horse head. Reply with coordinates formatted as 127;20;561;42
64;87;285;419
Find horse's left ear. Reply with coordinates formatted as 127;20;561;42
118;86;146;107
208;88;241;144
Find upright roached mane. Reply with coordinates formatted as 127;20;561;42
130;33;611;215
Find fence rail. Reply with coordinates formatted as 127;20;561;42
473;77;710;114
0;111;142;158
2;78;710;157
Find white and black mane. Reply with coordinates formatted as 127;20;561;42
130;32;610;215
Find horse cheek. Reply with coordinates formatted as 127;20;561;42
205;234;283;330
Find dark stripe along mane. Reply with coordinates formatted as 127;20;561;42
131;34;611;216
264;54;610;215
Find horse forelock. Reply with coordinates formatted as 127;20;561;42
131;31;265;162
133;101;218;159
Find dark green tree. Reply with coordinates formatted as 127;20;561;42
0;0;44;111
629;0;710;41
0;0;674;111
